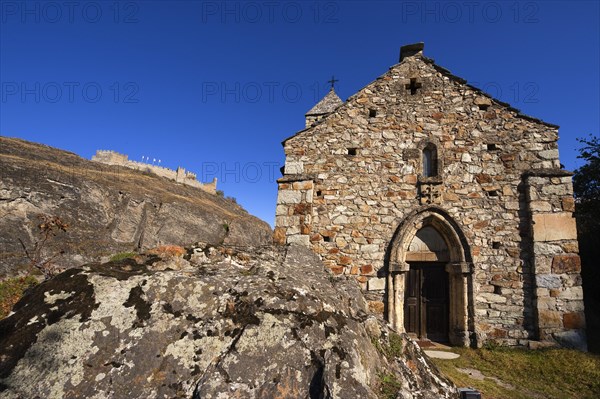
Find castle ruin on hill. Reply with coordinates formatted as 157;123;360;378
275;43;585;350
92;150;217;194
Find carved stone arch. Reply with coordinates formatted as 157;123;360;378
386;206;475;346
389;206;470;267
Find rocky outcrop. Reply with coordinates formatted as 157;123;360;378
0;243;456;398
0;137;271;278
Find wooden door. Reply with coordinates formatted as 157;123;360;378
404;263;449;342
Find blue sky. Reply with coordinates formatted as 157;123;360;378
1;0;599;226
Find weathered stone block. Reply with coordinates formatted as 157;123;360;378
561;196;575;212
339;256;352;265
360;264;374;275
532;213;577;242
367;278;386;291
293;203;311;215
538;149;559;160
278;190;302;204
551;255;581;274
560;241;579;253
477;293;507;304
536;274;562;289
474;96;492;106
292;181;313;190
361;244;379;253
273;227;286;245
333;215;349;224
276;215;300;227
562;312;585;329
328;265;344;275
542;184;569;196
559;286;583;300
287;235;310;246
275;205;289;216
284;161;304;174
529;201;552;212
538;310;562;328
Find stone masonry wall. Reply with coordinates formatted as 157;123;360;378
526;171;585;348
275;51;583;347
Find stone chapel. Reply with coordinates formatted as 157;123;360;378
274;43;585;349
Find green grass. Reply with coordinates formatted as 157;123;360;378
431;347;600;399
0;276;38;319
109;251;137;262
377;372;403;399
372;332;404;361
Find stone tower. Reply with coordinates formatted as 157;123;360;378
274;43;585;349
305;88;344;128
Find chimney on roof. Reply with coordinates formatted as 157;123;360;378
399;42;425;62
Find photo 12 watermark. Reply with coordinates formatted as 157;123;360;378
200;80;337;104
471;81;540;104
400;1;540;24
199;161;281;184
199;1;339;24
1;81;140;104
1;1;140;24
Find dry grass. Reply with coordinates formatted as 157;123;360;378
147;245;186;257
0;276;38;319
431;347;600;399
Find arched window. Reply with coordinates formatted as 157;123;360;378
422;143;438;177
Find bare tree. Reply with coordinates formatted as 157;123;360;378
19;214;69;279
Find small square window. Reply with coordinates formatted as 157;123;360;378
487;143;498;151
369;109;377;118
492;241;501;249
347;148;357;156
323;236;332;242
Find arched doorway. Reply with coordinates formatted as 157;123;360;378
387;207;474;346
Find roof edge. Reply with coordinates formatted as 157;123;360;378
420;56;559;129
281;46;560;147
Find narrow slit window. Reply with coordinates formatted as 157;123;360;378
422;144;438;177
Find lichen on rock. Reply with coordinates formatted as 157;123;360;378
0;244;456;398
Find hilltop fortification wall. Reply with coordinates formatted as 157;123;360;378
92;150;217;194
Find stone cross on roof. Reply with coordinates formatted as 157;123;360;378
328;75;339;89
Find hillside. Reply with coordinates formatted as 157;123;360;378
0;136;272;278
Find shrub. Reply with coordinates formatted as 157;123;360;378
18;214;69;279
